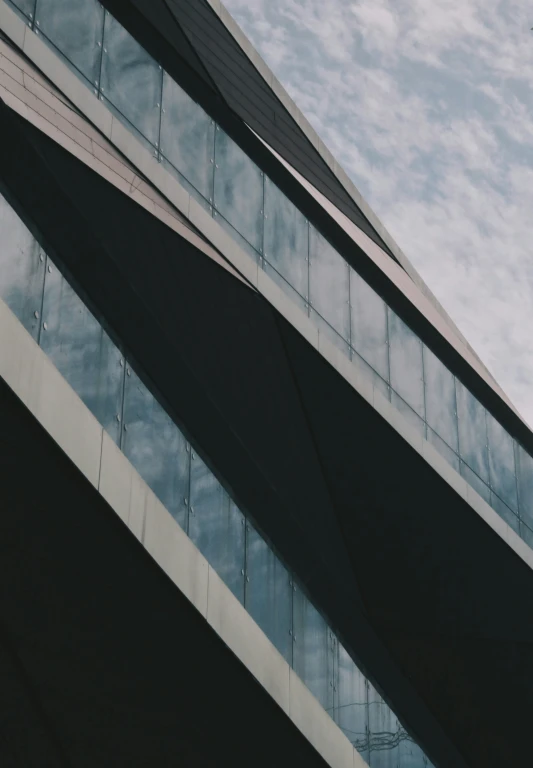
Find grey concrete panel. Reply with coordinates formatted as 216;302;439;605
206;565;291;715
289;667;354;768
143;493;209;617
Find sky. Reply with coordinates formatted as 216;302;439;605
224;0;533;426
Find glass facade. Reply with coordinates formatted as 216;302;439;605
0;188;437;765
21;0;527;543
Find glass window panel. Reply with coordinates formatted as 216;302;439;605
335;644;369;762
37;0;104;85
293;586;334;713
0;193;44;340
520;520;533;549
263;260;309;313
391;391;426;438
213;210;261;263
189;453;245;603
213;128;264;252
398;733;428;768
101;13;162;146
423;345;458;451
456;380;489;483
263;177;309;298
350;270;389;381
160;73;215;201
517;444;533;531
40;262;124;444
427;428;460;473
491;493;520;534
352;350;390;401
486;412;518;512
311;308;350;357
245;525;292;663
368;684;400;768
461;461;491;504
122;369;189;526
10;0;35;19
309;226;350;342
388;309;425;418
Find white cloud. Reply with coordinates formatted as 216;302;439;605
225;0;533;426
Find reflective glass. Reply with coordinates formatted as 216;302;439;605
456;380;489;483
101;13;162;146
491;493;520;534
388;309;425;418
36;0;104;85
293;586;334;713
423;345;458;451
213;209;261;263
335;643;369;761
40;262;124;443
245;525;292;663
391;391;426;438
352;350;390;400
311;308;350;357
160;73;215;201
427;428;460;473
309;226;350;342
264;260;309;313
461;461;491;504
398;733;428;768
486;412;518;512
368;685;400;768
520;520;533;549
263;177;309;299
213;128;264;252
350;270;389;381
189;453;245;603
122;369;189;526
0;192;44;340
517;444;533;531
10;0;35;19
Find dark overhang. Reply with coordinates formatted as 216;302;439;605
4;97;533;768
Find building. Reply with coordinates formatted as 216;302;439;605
0;1;532;766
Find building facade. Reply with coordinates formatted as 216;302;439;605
0;2;532;767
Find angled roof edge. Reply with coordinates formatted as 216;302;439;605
206;0;501;393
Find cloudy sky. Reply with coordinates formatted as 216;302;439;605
224;0;533;426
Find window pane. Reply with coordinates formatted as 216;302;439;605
391;391;426;438
263;260;309;314
427;428;460;473
517;444;533;531
388;309;424;418
456;380;489;483
309;226;350;342
311;308;350;357
491;493;520;534
160;73;215;201
40;262;124;443
10;0;35;19
350;270;389;381
293;586;334;713
352;351;390;400
263;177;308;299
245;525;292;663
486;412;518;512
101;13;162;146
461;461;491;504
122;369;189;526
335;644;369;762
398;733;428;768
368;685;400;768
423;345;458;451
0;192;44;340
189;454;245;603
213;128;264;252
37;0;104;85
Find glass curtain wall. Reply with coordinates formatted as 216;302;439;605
17;0;532;544
0;188;436;766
